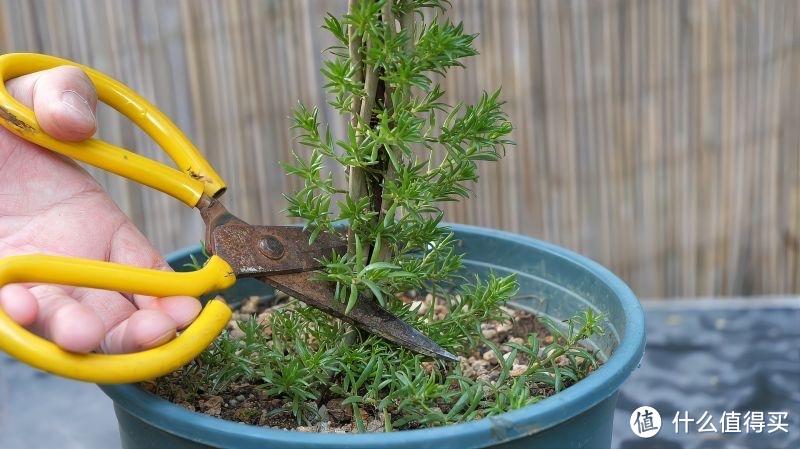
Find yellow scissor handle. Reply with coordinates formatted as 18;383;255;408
0;54;237;383
0;254;236;383
0;53;226;206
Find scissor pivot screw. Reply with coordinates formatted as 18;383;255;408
259;236;285;259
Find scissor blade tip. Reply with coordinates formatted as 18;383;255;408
394;326;459;363
435;348;459;363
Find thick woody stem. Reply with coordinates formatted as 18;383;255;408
375;7;417;260
356;47;380;264
347;0;369;253
376;0;398;262
343;2;369;327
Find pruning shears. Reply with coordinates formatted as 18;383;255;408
0;53;456;384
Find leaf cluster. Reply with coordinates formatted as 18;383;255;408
285;0;514;310
157;281;605;430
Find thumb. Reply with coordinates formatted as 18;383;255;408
5;65;98;142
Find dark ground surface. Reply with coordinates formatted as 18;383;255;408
613;298;799;449
1;297;798;449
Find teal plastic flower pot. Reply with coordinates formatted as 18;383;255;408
100;224;645;449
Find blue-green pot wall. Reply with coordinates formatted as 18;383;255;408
101;224;645;449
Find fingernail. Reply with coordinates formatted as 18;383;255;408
60;90;96;125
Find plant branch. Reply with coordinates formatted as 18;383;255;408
347;0;371;253
348;0;364;125
377;0;398;261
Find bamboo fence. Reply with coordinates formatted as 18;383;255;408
0;0;798;298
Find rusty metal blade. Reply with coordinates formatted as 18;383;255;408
198;199;454;360
200;198;347;276
259;272;458;362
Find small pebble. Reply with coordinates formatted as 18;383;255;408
236;395;245;402
496;323;513;334
366;419;383;432
318;405;329;422
472;360;490;375
433;303;448;319
256;311;272;326
326;398;353;422
410;300;429;315
228;322;245;340
510;364;528;377
240;296;261;314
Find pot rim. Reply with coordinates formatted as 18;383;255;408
100;223;645;449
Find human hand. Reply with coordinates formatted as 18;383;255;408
0;66;201;354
